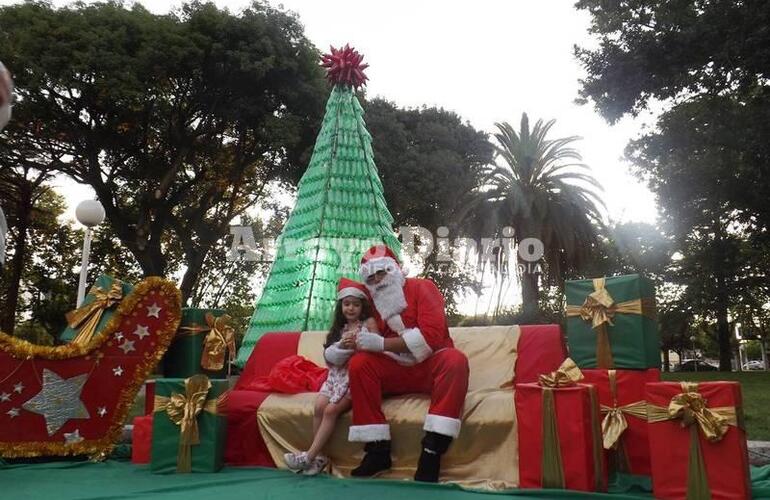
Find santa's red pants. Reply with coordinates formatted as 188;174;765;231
347;348;469;442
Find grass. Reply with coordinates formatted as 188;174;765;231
662;371;770;441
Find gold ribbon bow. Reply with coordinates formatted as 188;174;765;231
200;313;236;373
538;358;584;388
565;277;656;368
600;370;648;452
178;313;236;374
647;382;741;500
537;359;604;491
66;282;124;345
153;375;224;473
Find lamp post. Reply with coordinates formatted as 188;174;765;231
75;199;105;307
689;335;698;372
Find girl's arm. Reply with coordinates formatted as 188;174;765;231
324;341;354;366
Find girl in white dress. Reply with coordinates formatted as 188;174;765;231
284;278;378;475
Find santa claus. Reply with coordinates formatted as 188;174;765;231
348;244;469;482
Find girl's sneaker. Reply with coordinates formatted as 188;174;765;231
284;451;310;472
302;455;329;476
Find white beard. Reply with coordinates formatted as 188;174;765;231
366;268;407;320
0;104;9;131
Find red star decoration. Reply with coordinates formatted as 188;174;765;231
321;44;369;88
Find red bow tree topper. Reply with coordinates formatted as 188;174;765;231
321;44;369;88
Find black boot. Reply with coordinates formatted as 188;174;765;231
351;440;392;477
414;432;452;483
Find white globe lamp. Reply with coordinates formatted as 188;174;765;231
75;199;105;307
75;199;105;228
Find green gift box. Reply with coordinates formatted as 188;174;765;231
162;308;232;378
150;376;228;473
60;275;134;343
565;274;660;369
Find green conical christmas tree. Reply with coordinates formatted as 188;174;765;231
237;46;400;367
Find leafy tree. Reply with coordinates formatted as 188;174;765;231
362;98;494;308
576;3;770;370
0;168;56;332
0;187;80;336
363;99;494;228
458;113;605;322
574;0;770;122
626;97;768;370
0;1;327;303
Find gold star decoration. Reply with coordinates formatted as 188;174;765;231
21;369;90;436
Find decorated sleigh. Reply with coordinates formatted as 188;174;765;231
224;324;567;490
0;277;181;459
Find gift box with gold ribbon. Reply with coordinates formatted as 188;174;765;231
150;375;228;474
60;275;134;344
162;308;236;379
646;381;751;500
565;274;659;369
582;368;660;477
515;359;607;492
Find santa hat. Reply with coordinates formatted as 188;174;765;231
359;245;401;281
337;277;369;301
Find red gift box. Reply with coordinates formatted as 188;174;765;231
646;381;751;500
131;415;153;464
582;368;660;476
515;382;607;492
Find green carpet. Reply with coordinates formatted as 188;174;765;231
2;460;769;499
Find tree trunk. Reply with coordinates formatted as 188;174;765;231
662;349;670;372
1;184;32;334
518;252;540;323
712;220;733;371
179;248;208;306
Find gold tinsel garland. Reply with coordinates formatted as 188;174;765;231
0;276;182;459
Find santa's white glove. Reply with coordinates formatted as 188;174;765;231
324;342;355;366
356;330;384;352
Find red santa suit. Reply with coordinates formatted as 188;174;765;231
348;246;470;442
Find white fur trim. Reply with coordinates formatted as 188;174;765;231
348;424;391;442
401;327;433;363
386;314;405;333
424;414;462;438
359;256;400;281
337;287;367;300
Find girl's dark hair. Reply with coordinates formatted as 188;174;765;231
325;297;372;348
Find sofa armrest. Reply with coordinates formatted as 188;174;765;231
234;332;301;390
514;324;567;384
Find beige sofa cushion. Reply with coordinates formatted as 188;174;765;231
258;325;522;489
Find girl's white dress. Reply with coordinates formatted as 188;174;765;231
318;363;350;404
318;323;362;404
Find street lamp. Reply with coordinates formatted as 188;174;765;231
75;199;105;307
689;335;698;372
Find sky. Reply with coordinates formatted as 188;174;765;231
3;0;661;312
14;0;660;225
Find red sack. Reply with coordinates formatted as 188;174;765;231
237;355;328;393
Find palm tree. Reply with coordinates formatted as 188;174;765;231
457;113;605;322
